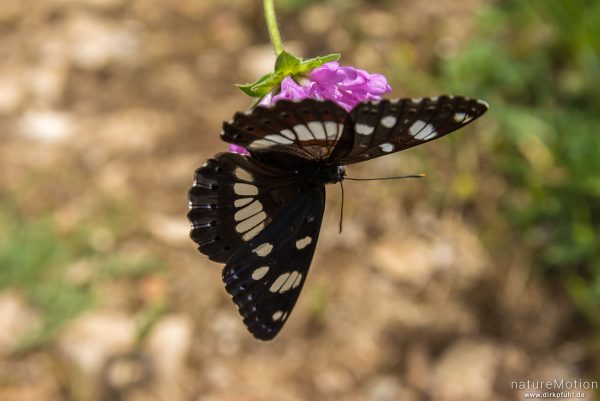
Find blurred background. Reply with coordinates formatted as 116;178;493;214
1;0;599;400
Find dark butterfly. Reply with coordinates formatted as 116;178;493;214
188;95;488;340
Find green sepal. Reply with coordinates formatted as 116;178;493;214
274;50;302;74
236;51;341;98
296;53;340;74
236;72;283;98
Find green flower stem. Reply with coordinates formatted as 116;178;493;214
263;0;284;55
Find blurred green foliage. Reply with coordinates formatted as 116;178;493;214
0;200;163;352
440;0;600;322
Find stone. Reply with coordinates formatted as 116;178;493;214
432;339;498;401
0;291;41;356
144;315;193;400
27;63;68;106
65;14;139;70
18;110;74;142
0;74;24;114
58;311;136;379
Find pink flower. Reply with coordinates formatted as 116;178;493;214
230;62;392;154
307;62;391;111
259;76;308;106
229;144;250;155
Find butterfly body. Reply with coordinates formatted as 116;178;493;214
188;96;488;340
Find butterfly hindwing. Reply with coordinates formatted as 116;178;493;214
222;187;325;340
188;152;302;263
334;96;488;164
221;98;348;161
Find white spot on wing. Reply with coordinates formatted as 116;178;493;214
242;222;264;241
253;242;273;257
234;183;258;196
270;273;290;292
252;266;269;280
295;236;313;250
234;167;253;182
379;142;394;152
453;112;473;123
292;273;302;289
409;120;437;140
381;116;397;128
264;134;294;144
477;99;489;108
270;271;301;293
234;197;253;208
272;310;284;321
355;123;374;135
279;271;300;293
236;211;266;233
307;121;326;140
293;124;314;141
280;129;296;140
324;121;340;140
249;139;275;149
234;200;263;221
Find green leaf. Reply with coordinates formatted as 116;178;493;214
274;50;302;74
236;72;283;98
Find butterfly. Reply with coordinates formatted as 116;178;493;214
187;95;488;340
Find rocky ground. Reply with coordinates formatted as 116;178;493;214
0;1;597;400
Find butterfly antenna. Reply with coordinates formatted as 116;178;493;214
344;173;426;181
339;180;345;234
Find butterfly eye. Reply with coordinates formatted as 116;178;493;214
210;184;219;191
246;126;255;131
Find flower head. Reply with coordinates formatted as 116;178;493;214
260;62;392;110
307;62;391;111
230;61;392;154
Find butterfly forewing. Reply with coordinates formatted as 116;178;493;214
221;99;348;161
222;187;325;340
188;152;302;263
334;96;488;164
